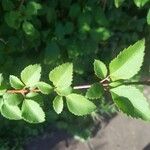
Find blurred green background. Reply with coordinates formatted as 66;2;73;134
0;0;149;149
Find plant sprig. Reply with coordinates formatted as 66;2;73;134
0;39;149;123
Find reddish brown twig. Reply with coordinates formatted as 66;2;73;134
7;89;40;95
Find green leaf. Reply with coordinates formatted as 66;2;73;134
114;0;125;8
110;85;150;121
5;11;21;29
134;0;149;7
66;94;96;116
94;60;107;79
86;83;104;99
9;75;24;89
22;99;45;123
22;21;35;35
111;93;135;117
53;96;63;114
3;93;23;105
26;1;42;16
21;64;41;87
49;63;73;88
109;40;145;81
36;82;53;94
0;98;3;110
147;9;150;25
55;86;72;96
1;104;22;120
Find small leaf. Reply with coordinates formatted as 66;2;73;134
22;21;35;35
109;40;145;81
114;0;125;8
49;63;73;88
0;98;3;110
21;64;41;87
36;82;53;94
66;94;96;116
110;85;150;121
147;9;150;25
5;11;21;29
55;86;72;96
86;83;104;99
134;0;149;7
1;104;22;120
3;93;23;105
9;75;24;89
94;59;107;79
111;93;135;117
26;1;42;16
53;96;63;114
22;99;45;123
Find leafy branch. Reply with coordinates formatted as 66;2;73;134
0;39;150;123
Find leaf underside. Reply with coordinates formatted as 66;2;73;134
66;93;96;116
86;83;104;99
111;85;150;121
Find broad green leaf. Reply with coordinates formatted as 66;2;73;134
147;9;150;25
94;60;107;79
3;93;23;105
9;75;24;89
114;0;125;8
21;64;41;87
1;104;22;120
26;1;42;16
55;86;72;96
49;63;73;88
66;94;96;116
53;96;63;114
134;0;149;7
109;40;145;81
111;93;135;117
0;98;3;110
22;21;35;35
110;85;150;121
22;99;45;123
5;11;21;29
86;83;104;99
36;82;53;94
